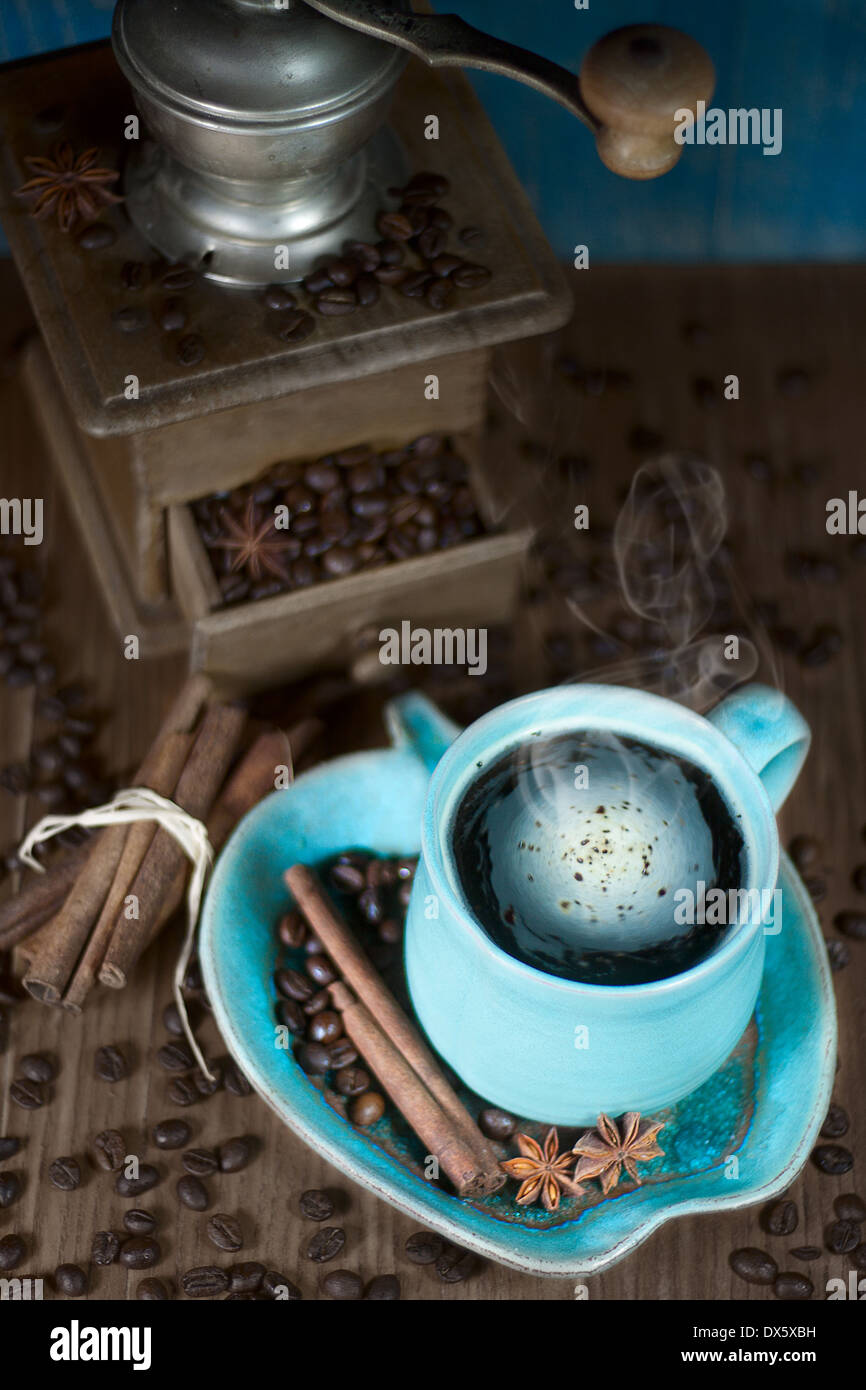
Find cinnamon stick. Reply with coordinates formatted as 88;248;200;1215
284;863;504;1190
140;717;323;952
99;702;248;988
0;844;88;952
61;731;193;1013
329;981;501;1198
20;674;212;1002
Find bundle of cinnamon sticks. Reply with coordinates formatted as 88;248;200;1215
0;674;319;1013
286;864;505;1199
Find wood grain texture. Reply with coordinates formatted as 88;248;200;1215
0;261;863;1301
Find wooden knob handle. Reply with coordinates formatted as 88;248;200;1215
580;24;715;180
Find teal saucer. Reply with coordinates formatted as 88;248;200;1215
199;738;837;1276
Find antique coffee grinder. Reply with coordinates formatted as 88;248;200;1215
112;0;715;283
0;3;714;692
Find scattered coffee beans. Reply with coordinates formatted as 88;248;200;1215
0;1171;21;1208
229;1262;265;1293
789;1246;821;1262
821;1102;849;1138
320;1268;362;1300
152;1118;191;1150
0;1234;25;1269
10;1078;46;1109
138;1278;170;1300
350;1091;385;1127
825;1219;861;1254
124;1210;156;1236
812;1144;854;1175
93;1130;126;1171
364;1273;401;1300
773;1271;813;1300
48;1156;81;1191
120;1236;161;1269
729;1248;777;1285
182;1148;218;1177
306;1226;345;1263
182;1266;229;1298
207;1213;244;1252
760;1199;798;1236
116;1164;160;1197
54;1263;88;1296
479;1108;516;1141
91;1231;120;1265
94;1044;129;1082
834;1193;866;1222
19;1052;56;1082
0;1137;21;1161
299;1189;334;1222
177;1175;210;1211
218;1136;254;1174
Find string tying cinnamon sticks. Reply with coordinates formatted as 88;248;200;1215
284;863;505;1198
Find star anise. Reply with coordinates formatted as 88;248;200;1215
500;1127;584;1212
15;142;122;233
572;1112;665;1195
214;498;292;585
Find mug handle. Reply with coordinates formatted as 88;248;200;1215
384;691;462;773
705;682;811;812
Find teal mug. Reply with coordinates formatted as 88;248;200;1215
395;683;810;1125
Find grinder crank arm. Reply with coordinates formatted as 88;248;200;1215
301;2;716;180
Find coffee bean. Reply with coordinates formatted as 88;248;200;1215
91;1231;120;1266
275;967;314;1002
306;1226;345;1263
119;1235;161;1270
95;1044;128;1082
355;274;380;306
335;1065;369;1098
821;1103;849;1138
278;911;307;948
164;999;202;1038
278;310;316;343
177;334;205;366
305;955;337;987
177;1175;210;1211
479;1108;516;1142
349;1091;384;1126
825;1218;861;1254
303;268;335;295
297;1042;331;1075
124;1210;156;1235
377;211;414;240
218;1136;254;1174
299;1189;334;1222
193;1062;223;1097
157;1041;194;1072
276;999;305;1034
773;1271;813;1300
93;1129;126;1171
264;285;297;312
812;1144;854;1175
262;1270;302;1300
308;1010;342;1045
426;277;455;311
152;1118;191;1150
0;1234;25;1270
49;1156;81;1191
451;262;492;289
835;1193;866;1222
436;1245;477;1283
115;1164;160;1197
54;1263;88;1296
207;1213;243;1252
827;939;850;972
229;1262;265;1293
182;1148;218;1177
788;834;820;871
327;1040;358;1071
418;225;447;260
375;265;408;287
224;1061;251;1097
322;546;359;576
113;306;147;333
0;1138;21;1162
316;289;357;316
10;1078;46;1109
790;1246;821;1262
364;1274;400;1300
320;1268;362;1299
761;1199;798;1236
835;911;866;941
138;1277;170;1300
162;266;197;290
121;260;148;291
168;1077;199;1106
729;1247;777;1284
0;1171;21;1208
400;271;433;299
330;862;366;895
182;1266;229;1298
18;1052;55;1084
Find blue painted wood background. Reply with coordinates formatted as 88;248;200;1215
1;0;863;261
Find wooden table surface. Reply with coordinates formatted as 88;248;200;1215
0;260;863;1301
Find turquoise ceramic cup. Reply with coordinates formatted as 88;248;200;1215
399;683;810;1124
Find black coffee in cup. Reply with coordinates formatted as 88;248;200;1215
452;730;745;985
